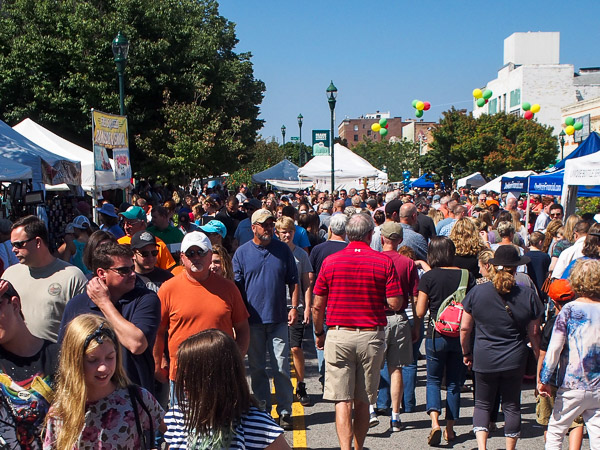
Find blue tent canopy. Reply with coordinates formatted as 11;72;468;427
251;159;300;184
552;131;600;171
528;170;600;197
410;173;439;189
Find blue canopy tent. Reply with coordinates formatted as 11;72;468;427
251;159;311;191
410;173;440;189
528;170;600;197
551;131;600;171
0;154;32;181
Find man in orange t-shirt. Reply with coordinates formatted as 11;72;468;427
153;231;249;398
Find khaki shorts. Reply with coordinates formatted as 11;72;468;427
384;312;413;368
323;328;385;404
536;385;584;428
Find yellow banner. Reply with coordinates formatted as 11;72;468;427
92;110;128;149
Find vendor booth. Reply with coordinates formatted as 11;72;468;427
551;131;600;172
298;143;387;192
251;159;312;191
410;173;438;189
456;172;487;189
561;150;600;217
476;170;536;194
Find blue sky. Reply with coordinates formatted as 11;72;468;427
219;1;600;144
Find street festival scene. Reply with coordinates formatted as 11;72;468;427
0;2;600;450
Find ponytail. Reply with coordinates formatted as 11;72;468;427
491;267;516;295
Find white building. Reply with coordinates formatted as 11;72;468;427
473;32;600;137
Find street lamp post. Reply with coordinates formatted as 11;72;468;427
559;129;566;160
297;114;303;165
281;125;286;146
327;81;337;192
112;31;130;116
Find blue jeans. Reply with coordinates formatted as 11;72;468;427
248;322;293;416
314;319;328;385
376;360;391;411
402;319;424;413
425;335;465;420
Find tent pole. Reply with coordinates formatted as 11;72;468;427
91;109;98;224
525;177;531;235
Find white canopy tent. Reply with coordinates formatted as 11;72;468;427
475;170;536;194
297;143;388;192
561;151;600;217
456;172;487;189
13;118;131;192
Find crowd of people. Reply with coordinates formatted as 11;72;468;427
0;180;598;450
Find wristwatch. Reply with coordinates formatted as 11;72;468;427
314;329;325;337
290;306;298;311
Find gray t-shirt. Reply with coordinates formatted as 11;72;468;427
287;246;313;308
3;258;87;342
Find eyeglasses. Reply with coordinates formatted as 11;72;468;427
136;249;159;258
256;221;274;228
185;249;208;258
108;265;135;276
550;213;563;218
11;237;36;249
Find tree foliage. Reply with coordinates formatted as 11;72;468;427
420;108;558;186
0;0;264;183
352;139;420;182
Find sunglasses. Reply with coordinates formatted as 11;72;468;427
11;237;36;249
136;249;159;258
550;213;562;218
185;249;208;258
108;265;135;276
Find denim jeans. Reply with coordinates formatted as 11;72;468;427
314;319;329;385
425;335;465;420
402;319;424;413
248;322;293;416
376;360;391;411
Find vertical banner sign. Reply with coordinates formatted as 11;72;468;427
312;130;330;156
92;110;130;180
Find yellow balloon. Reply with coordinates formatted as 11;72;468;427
472;89;483;99
565;125;575;136
530;104;541;113
416;101;425;111
371;123;381;132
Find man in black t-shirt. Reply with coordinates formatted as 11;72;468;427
131;231;174;293
0;280;59;450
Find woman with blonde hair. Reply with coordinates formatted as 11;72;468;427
428;208;445;226
541;219;563;254
450;218;486;279
549;214;580;272
210;243;234;280
43;315;163;449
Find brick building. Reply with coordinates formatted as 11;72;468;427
338;111;409;148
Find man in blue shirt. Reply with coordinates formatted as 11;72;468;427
58;242;160;394
233;209;299;430
399;203;428;261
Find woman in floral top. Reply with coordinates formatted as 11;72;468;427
43;314;164;449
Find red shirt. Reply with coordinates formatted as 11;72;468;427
383;250;419;311
314;241;402;327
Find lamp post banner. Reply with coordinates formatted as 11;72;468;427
91;110;130;179
312;130;330;155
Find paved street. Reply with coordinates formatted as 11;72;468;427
261;332;592;450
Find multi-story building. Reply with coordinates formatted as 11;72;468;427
561;93;600;157
401;120;437;156
338;112;409;148
473;32;600;140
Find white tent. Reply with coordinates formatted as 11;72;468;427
475;170;536;194
13;118;131;192
456;172;487;189
561;151;600;216
0;155;33;181
297;143;388;191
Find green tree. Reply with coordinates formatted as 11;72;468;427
0;0;264;182
420;108;557;186
352;139;420;181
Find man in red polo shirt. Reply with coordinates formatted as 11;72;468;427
313;212;403;450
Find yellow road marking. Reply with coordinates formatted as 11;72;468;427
270;361;308;448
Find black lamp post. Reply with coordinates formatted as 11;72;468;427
281;124;286;146
327;81;338;192
112;31;129;116
559;129;566;160
297;114;303;165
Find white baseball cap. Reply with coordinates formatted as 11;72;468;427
181;231;212;254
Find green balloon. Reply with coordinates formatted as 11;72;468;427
380;128;388;137
522;102;531;111
483;89;493;100
379;118;388;127
476;98;486;107
412;99;419;108
565;117;575;126
574;121;583;131
415;109;424;118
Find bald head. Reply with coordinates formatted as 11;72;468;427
399;203;417;225
333;199;345;212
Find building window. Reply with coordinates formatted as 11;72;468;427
509;89;521;107
353;134;358;141
488;98;498;114
353;125;359;131
367;130;371;136
362;124;365;129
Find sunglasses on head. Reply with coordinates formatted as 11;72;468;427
108;265;135;276
11;237;36;249
136;249;159;258
185;249;208;258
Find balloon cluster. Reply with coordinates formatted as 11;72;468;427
522;102;540;120
402;170;411;192
564;117;583;136
371;118;389;137
411;99;430;118
473;88;493;107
